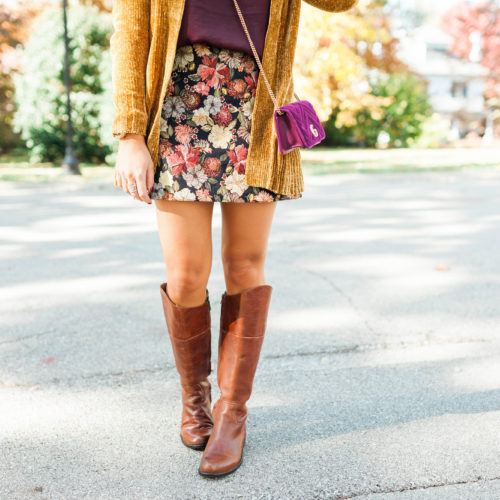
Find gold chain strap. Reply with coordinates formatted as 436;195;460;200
232;0;300;114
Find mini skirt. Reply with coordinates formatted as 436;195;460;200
150;42;302;203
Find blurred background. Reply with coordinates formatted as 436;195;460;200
0;0;499;179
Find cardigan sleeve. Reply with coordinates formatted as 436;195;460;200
302;0;358;12
110;0;150;139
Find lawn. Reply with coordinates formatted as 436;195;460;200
0;147;499;183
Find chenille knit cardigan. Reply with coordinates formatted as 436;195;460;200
110;0;358;196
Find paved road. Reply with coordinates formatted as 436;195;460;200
1;169;499;499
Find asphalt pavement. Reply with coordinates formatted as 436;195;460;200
1;168;499;499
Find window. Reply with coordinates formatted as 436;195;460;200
451;81;467;98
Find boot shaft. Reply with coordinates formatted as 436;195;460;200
218;285;273;405
160;282;212;384
198;284;273;476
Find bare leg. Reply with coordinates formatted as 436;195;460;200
155;199;214;307
220;201;277;294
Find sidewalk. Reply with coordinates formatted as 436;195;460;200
1;169;499;499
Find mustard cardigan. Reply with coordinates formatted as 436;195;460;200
110;0;358;196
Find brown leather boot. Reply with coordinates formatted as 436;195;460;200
198;284;273;477
160;282;213;450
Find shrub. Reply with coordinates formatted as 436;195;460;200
325;71;433;148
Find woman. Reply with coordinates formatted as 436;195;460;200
111;0;357;478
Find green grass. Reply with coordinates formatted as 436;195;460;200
1;147;499;183
0;148;30;164
0;163;114;184
302;161;500;175
300;147;500;174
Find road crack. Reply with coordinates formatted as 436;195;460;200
334;475;500;499
304;268;378;336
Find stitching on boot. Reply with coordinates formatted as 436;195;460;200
171;328;211;342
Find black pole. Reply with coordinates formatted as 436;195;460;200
61;0;81;175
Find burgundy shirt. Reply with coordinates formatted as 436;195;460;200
176;0;271;59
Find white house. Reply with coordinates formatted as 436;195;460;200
396;23;490;140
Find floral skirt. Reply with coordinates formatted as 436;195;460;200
150;42;302;203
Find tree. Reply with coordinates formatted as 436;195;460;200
0;1;45;153
79;0;111;13
12;4;113;163
294;0;432;146
294;0;409;128
441;1;500;99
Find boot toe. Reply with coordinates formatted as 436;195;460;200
181;433;209;450
198;428;246;476
198;452;242;476
181;423;213;447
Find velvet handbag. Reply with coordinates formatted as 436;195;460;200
232;0;326;155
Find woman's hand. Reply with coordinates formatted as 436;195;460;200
114;133;154;204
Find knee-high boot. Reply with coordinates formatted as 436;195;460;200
198;284;272;476
160;282;214;450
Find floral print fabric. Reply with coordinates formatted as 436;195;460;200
150;43;302;202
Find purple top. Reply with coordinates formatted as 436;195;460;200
176;0;271;60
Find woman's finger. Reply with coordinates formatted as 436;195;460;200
136;171;152;204
116;170;125;190
146;165;155;194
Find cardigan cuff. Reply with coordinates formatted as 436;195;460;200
112;130;147;140
111;111;148;140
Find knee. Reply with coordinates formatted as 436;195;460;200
222;251;265;289
167;264;209;304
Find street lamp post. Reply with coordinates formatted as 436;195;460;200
61;0;80;175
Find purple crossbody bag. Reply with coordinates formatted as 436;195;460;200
232;0;326;154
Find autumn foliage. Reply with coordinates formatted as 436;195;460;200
441;1;500;99
294;0;410;125
3;0;433;159
294;0;429;146
0;1;47;151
